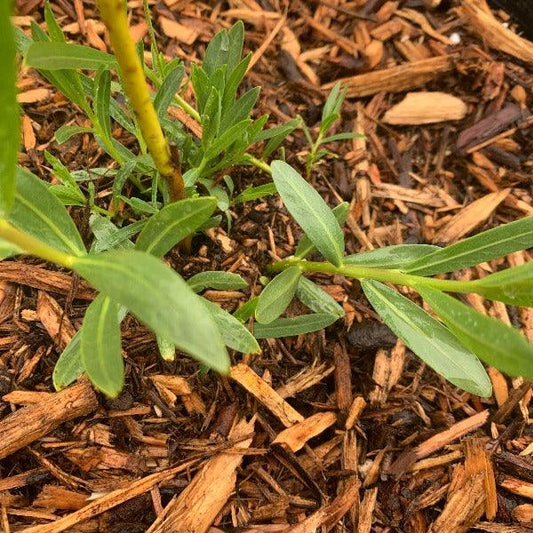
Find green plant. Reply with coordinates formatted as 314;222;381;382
3;1;532;401
300;82;360;178
253;161;533;397
1;2;272;396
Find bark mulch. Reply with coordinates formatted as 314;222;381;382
2;0;533;531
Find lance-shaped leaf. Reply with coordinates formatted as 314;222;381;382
52;330;83;391
135;197;217;257
404;217;533;276
296;276;344;318
203;299;260;354
26;42;116;70
272;161;344;266
344;244;440;269
418;287;533;378
361;280;492;397
156;334;176;361
469;262;533;307
72;250;229;373
254;313;338;339
256;267;302;324
295;202;349;260
80;294;123;397
53;301;129;391
10;169;86;256
187;271;247;293
0;2;18;217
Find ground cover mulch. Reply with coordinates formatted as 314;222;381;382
1;0;533;530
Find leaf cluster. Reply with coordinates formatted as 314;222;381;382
256;161;533;397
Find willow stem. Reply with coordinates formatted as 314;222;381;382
269;258;478;295
96;0;184;201
0;219;74;269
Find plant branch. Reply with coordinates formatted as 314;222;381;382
96;0;185;201
0;219;75;268
269;258;478;295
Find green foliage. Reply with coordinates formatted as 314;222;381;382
418;287;533;378
344;244;440;269
26;41;116;70
265;163;533;396
301;82;361;177
0;0;19;217
256;267;302;324
72;250;230;373
254;314;339;339
403;216;533;275
187;271;248;293
2;3;531;401
10;169;86;256
135;197;217;257
272;161;344;266
362;280;492;397
80;295;124;397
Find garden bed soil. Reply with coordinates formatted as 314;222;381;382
1;0;533;531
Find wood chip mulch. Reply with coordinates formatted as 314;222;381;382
2;0;533;531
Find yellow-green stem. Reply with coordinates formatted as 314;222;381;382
96;0;184;201
269;258;478;295
0;219;74;269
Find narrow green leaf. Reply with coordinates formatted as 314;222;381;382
44;1;65;42
256;267;302;324
10;169;86;256
295;202;349;260
233;297;258;323
361;280;492;397
187;271;247;293
254;313;338;339
322;82;344;123
52;331;84;391
80;294;124;397
296;277;345;318
418;287;533;378
89;213;143;253
0;1;19;217
233;183;277;205
226;21;245;77
72;250;229;372
221;53;251;112
94;69;112;142
30;22;90;113
260;118;301;159
156;334;175;361
203;299;260;354
404;217;533;276
204;119;251;160
219;87;260;133
273;161;344;266
112;159;137;209
320;132;362;144
55;124;93;144
470;262;533;307
344;244;440;269
135;197;217;257
26;42;116;70
154;63;184;120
